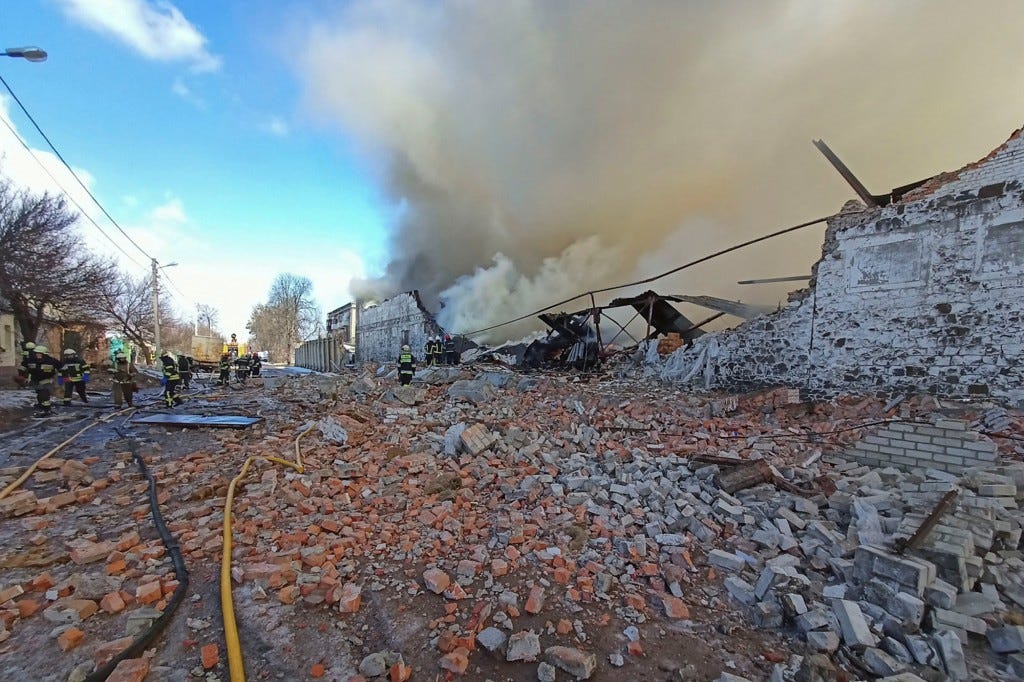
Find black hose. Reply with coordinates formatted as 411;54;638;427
84;430;189;682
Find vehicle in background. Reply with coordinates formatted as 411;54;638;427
190;334;225;372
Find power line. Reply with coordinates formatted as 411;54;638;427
0;112;147;270
0;73;154;262
461;215;830;337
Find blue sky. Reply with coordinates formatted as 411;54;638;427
2;0;389;337
4;1;1023;345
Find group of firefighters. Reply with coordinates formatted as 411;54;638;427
15;340;264;416
398;333;460;385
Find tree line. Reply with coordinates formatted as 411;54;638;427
0;172;214;362
1;169;325;365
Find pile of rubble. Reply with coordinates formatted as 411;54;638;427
1;368;1022;681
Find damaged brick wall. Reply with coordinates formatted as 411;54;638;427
651;127;1024;406
355;291;444;364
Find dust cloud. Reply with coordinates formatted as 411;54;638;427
293;0;1024;341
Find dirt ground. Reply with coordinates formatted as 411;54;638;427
4;366;996;682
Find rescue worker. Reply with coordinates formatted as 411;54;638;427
431;335;444;366
218;353;232;386
423;337;433;365
160;351;183;407
250;352;262;377
15;341;35;387
177;353;192;390
20;340;35;367
60;348;90;405
398;344;415;386
443;334;457;365
234;353;251;383
26;345;60;417
110;351;136;407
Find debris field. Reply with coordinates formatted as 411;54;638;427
1;365;1023;682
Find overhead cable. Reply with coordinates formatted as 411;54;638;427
0;114;147;270
0;74;154;262
462;215;830;337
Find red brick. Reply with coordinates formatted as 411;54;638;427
311;663;325;678
439;647;470;674
423;568;450;594
136;581;161;605
94;636;134;667
58;627;85;651
201;643;219;670
525;585;545;614
337;583;362;613
100;592;126;614
106;657;150;682
16;598;41;618
662;595;690;619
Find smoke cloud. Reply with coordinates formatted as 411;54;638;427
292;0;1024;341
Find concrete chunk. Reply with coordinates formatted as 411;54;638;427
933;628;968;681
831;599;877;650
987;625;1024;654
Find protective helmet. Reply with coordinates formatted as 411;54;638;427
35;345;48;354
444;334;451;341
115;352;126;360
63;348;76;356
402;344;410;351
24;341;35;350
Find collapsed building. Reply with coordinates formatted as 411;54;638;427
649;127;1024;407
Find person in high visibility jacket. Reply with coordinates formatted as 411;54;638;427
60;348;91;405
398;344;416;385
109;351;136;407
25;345;60;416
429;335;443;366
218;353;232;386
15;341;36;387
160;351;183;407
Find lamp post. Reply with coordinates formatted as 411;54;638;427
3;46;47;62
151;259;178;362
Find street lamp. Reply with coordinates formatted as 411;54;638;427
3;47;47;62
152;260;178;362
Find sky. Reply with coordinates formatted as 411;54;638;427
2;1;1023;344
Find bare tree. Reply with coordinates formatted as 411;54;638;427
246;274;322;364
196;303;219;335
0;176;116;341
92;272;177;361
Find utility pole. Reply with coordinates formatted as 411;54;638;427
151;258;161;363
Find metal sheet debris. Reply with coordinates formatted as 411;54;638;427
131;414;263;429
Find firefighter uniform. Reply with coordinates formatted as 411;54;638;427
110;353;136;407
60;349;91;405
430;336;443;366
250;353;262;376
160;353;183;407
443;335;457;365
398;345;415;386
26;345;60;416
234;354;251;383
218;354;232;386
177;354;192;389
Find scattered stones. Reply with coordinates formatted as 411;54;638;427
506;631;542;662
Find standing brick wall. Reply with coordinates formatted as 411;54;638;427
843;417;999;473
355;292;444;364
648;127;1024;407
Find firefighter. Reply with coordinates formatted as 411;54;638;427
443;334;457;365
20;340;35;367
423;337;432;365
250;352;262;377
15;341;35;387
432;335;444;366
218;353;232;386
110;351;136;407
26;345;60;417
177;353;192;390
398;344;415;386
160;351;183;407
234;353;251;383
60;348;90;405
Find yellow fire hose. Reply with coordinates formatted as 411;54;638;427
0;407;135;501
220;424;313;682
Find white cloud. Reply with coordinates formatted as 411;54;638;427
260;115;290;137
171;77;205;107
56;0;221;72
150;197;187;223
